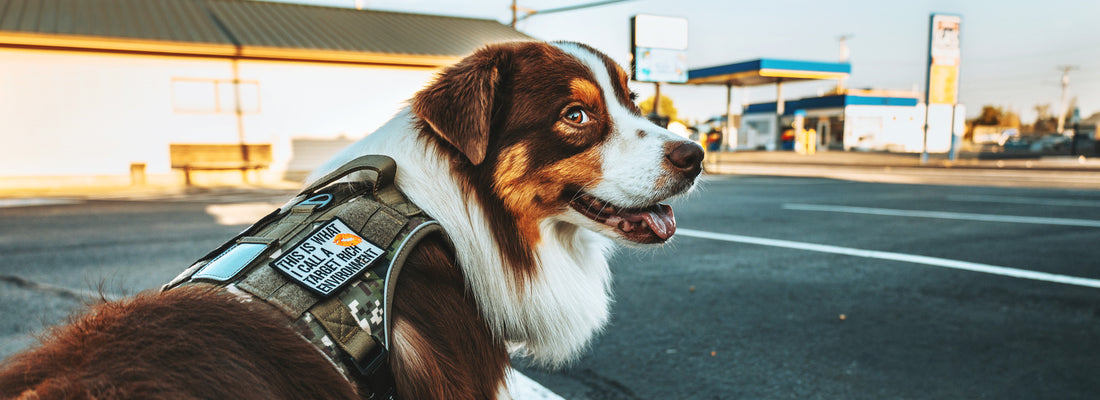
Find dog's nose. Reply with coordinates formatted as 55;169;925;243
665;141;704;177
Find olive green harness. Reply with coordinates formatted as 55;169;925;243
163;155;447;399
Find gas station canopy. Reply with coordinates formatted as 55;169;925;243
687;58;851;86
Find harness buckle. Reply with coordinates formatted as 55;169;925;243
343;336;397;400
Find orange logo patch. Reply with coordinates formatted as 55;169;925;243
332;233;363;247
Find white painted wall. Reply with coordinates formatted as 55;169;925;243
0;47;437;181
737;103;930;153
844;104;928;152
738;113;777;150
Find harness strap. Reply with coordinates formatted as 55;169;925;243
380;221;446;346
162;155;447;397
312;296;379;363
299;155;421;217
300;155;396;197
270;204;318;239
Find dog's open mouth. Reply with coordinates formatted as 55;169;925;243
568;191;676;243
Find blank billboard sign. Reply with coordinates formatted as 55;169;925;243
631;14;688;83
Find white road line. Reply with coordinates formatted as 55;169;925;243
782;203;1100;228
677;228;1100;289
947;194;1100;208
507;369;566;400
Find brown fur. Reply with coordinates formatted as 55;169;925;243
389;234;509;399
0;238;505;400
412;41;629;279
0;287;356;400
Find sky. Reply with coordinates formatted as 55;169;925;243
268;0;1100;125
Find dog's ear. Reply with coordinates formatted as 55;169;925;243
412;45;513;166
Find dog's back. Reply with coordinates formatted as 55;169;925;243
0;287;356;400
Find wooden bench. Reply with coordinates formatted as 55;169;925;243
169;143;273;186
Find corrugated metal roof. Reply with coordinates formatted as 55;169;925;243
0;0;531;66
0;0;232;45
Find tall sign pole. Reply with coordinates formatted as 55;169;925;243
922;13;962;164
631;14;688;128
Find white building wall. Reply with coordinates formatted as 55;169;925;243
0;47;438;182
236;60;437;178
843;104;928;152
738;113;777;150
737;103;929;153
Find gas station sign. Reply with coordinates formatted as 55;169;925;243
927;14;961;105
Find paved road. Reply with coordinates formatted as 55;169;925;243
2;178;1099;399
521;175;1100;399
708;151;1100;190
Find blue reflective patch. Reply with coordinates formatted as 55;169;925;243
194;242;269;282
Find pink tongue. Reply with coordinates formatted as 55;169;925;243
610;205;676;240
641;204;676;240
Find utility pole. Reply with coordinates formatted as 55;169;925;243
837;34;852;93
511;0;518;28
652;82;661;118
1056;65;1078;134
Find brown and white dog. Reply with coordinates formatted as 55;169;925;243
0;41;702;399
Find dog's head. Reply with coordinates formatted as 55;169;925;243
412;41;703;253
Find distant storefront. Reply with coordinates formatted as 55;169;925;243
738;92;937;152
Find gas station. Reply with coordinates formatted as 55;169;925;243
687;59;851;152
633;13;958;156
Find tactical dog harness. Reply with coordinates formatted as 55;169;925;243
163;155;447;399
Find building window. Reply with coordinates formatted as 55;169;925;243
172;78;261;114
746;120;771;138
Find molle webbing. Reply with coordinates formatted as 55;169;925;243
162;155;445;392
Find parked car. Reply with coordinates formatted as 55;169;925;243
974;128;1019;147
1030;134;1071;152
997;128;1019;146
1002;136;1031;151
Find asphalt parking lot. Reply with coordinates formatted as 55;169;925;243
2;171;1099;399
518;174;1100;399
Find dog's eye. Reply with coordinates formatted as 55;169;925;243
564;107;590;125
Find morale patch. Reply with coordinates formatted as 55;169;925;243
271;218;384;297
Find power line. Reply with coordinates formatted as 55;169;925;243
510;0;632;28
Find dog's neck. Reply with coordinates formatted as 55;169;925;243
319;109;615;367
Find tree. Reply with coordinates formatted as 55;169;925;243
966;105;1022;140
1034;103;1052;120
1003;110;1021;128
975;105;1004;125
971;105;1020;128
638;94;680;123
1033;103;1058;133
